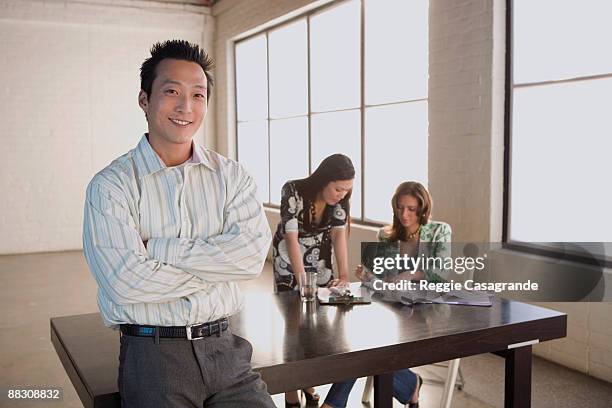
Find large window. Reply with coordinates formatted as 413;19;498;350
507;0;612;263
235;0;429;223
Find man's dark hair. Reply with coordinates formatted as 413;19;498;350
140;39;214;102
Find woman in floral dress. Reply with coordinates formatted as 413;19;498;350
272;154;354;408
273;154;355;292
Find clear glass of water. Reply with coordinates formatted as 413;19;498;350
299;271;318;302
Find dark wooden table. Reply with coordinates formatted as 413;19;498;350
51;291;566;408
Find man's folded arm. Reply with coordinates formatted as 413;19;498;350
147;168;272;283
83;180;208;306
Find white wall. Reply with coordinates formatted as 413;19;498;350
490;250;612;381
213;0;612;384
429;0;505;243
0;0;214;254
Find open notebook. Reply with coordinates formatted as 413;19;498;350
318;282;372;305
318;281;493;306
362;281;493;306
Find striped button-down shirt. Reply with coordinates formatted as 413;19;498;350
83;135;271;328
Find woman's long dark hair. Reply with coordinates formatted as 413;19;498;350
293;154;355;232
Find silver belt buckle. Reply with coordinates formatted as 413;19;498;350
186;324;203;341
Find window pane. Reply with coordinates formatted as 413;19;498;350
310;0;360;112
236;35;268;121
270;117;309;204
364;102;428;223
365;0;428;104
311;110;362;218
237;121;269;204
514;0;612;83
269;19;308;119
510;79;612;242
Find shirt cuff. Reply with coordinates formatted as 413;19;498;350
147;238;181;266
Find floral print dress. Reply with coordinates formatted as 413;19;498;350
273;181;348;291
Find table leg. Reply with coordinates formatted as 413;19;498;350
373;372;393;408
504;345;532;408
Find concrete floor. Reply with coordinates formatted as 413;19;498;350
1;251;612;407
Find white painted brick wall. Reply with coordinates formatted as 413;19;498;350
212;0;612;384
429;0;504;244
0;0;214;254
532;302;612;382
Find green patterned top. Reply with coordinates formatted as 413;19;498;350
378;220;452;283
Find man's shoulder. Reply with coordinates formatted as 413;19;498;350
87;149;137;198
199;147;249;179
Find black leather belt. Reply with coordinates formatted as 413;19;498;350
120;318;229;340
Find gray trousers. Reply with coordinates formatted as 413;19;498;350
118;328;276;407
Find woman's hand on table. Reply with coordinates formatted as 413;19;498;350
327;278;349;289
327;279;349;288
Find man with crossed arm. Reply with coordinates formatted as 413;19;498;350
83;39;275;407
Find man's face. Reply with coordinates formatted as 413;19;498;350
138;59;207;146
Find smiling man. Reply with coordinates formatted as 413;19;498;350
83;40;275;408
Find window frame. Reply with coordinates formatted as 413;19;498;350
233;0;428;227
503;0;612;269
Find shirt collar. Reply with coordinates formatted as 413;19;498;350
135;134;216;179
191;142;217;172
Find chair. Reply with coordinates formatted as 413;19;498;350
361;255;476;407
361;360;463;407
361;262;473;407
